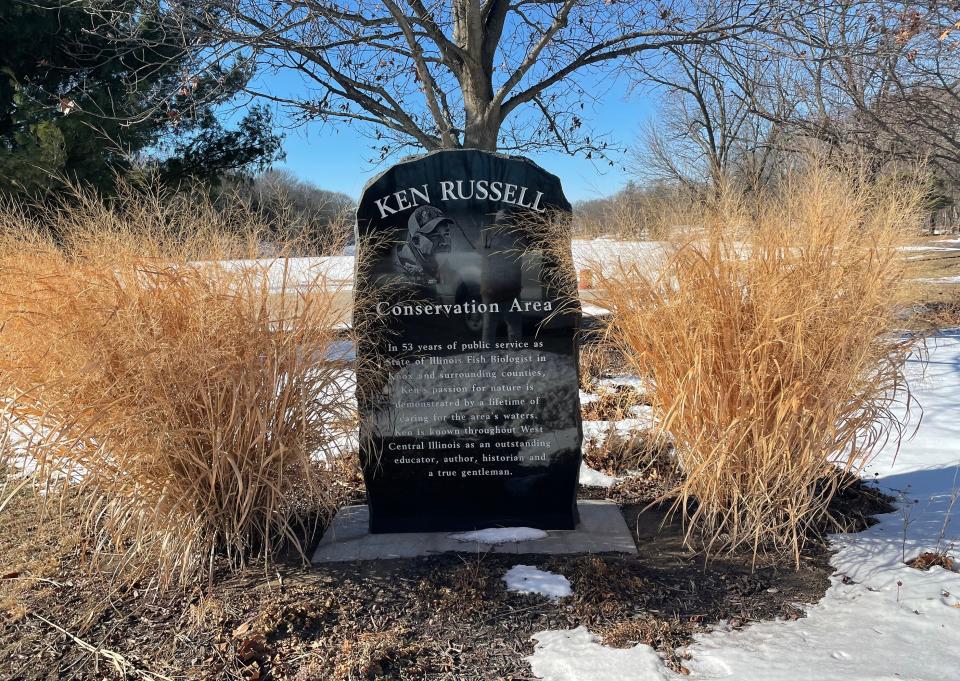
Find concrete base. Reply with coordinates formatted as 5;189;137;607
312;500;637;563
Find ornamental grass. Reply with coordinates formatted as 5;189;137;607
591;161;927;564
0;183;354;587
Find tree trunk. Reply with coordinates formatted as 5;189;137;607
462;105;499;150
459;73;500;149
460;62;499;149
453;0;499;150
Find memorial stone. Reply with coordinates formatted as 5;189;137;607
354;149;582;532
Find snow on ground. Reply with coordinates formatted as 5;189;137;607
210;238;657;295
902;245;957;252
580;302;610;318
579;391;600;405
530;628;674;681
449;527;549;544
920;275;960;285
572;239;665;277
504;565;573;599
1;413;89;492
582;414;656;442
578;461;619;488
579;400;657;488
325;339;357;362
529;329;960;681
597;376;650;391
215;254;355;292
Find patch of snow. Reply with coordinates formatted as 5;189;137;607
581;303;610;318
598;376;649;391
325;339;356;362
530;329;960;681
682;572;960;680
572;240;665;278
2;417;88;491
529;627;674;681
317;430;359;462
579;461;619;488
3;451;40;480
582;416;656;442
449;527;548;544
919;275;960;284
901;245;957;252
210;255;355;293
504;565;573;599
579;391;600;405
628;405;653;419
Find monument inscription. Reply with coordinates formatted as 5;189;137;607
354;149;582;533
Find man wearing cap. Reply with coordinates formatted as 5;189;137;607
397;205;453;282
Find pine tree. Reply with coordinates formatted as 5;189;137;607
0;1;283;196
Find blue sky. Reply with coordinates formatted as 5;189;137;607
254;68;655;203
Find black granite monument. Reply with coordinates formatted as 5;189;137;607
354;149;582;533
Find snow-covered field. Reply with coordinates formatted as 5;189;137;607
529;330;960;681
214;254;355;291
571;238;664;276
213;239;662;293
207;234;960;293
921;275;960;285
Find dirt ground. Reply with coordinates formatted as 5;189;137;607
906;238;960;328
0;474;892;681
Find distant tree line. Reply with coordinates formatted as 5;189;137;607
633;1;960;231
218;170;356;248
572;181;688;239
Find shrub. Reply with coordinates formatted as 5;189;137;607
591;162;926;564
0;183;354;587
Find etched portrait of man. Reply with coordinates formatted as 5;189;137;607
396;205;453;283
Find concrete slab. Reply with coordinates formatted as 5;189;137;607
312;500;637;563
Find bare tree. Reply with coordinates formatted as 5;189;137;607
635;0;960;205
634;41;793;190
734;2;960;181
82;0;780;160
221;168;355;247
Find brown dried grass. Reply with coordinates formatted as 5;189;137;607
580;385;646;422
0;182;355;587
583;427;673;479
591;161;927;564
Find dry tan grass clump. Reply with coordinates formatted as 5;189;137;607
0;183;354;587
907;551;957;572
592;162;927;564
580;384;646;422
583;428;673;478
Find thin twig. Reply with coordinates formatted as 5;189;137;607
30;612;173;681
1;575;65;587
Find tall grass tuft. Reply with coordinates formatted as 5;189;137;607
592;162;927;564
0;182;355;587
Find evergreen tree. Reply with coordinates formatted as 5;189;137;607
0;1;283;196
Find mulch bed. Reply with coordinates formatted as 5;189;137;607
0;473;893;681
